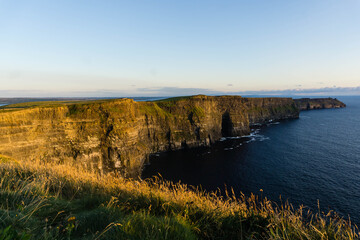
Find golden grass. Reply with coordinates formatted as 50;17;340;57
0;155;358;239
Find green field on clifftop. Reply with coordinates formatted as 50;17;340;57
0;99;118;111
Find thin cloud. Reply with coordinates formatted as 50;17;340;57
232;86;360;96
135;87;219;96
1;86;360;98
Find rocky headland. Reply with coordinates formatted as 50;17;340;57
0;95;345;177
294;97;346;110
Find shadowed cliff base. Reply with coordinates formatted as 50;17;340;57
0;95;344;178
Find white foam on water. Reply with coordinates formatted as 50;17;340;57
224;147;234;151
243;130;270;144
220;123;272;150
258;135;270;141
227;136;242;139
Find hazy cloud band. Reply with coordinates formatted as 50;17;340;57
1;86;359;98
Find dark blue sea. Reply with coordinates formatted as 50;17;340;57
142;96;360;224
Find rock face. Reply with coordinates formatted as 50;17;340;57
0;95;346;177
294;98;346;110
0;95;301;177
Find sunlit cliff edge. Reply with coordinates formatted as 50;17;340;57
0;95;345;177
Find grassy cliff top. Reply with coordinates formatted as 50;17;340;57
0;95;212;111
0;99;123;111
0;95;296;112
0;98;152;117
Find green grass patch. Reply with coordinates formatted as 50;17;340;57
0;99;122;112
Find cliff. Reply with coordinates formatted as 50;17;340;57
0;95;299;177
294;98;346;110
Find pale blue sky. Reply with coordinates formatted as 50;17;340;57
1;0;360;97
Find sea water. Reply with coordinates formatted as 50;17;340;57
142;96;360;224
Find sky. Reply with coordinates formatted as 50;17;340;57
1;0;360;97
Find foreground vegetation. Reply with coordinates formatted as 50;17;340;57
0;155;358;239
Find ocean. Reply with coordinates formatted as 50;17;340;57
142;96;360;224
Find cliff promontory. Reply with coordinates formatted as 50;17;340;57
294;97;346;110
0;95;300;177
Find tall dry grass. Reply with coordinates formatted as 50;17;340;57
0;154;358;239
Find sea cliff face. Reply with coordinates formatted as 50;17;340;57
294;98;346;110
0;95;300;177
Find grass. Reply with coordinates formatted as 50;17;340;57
156;96;194;102
0;154;358;239
0;96;196;112
0;99;123;112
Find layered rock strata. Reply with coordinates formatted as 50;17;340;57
0;95;342;177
